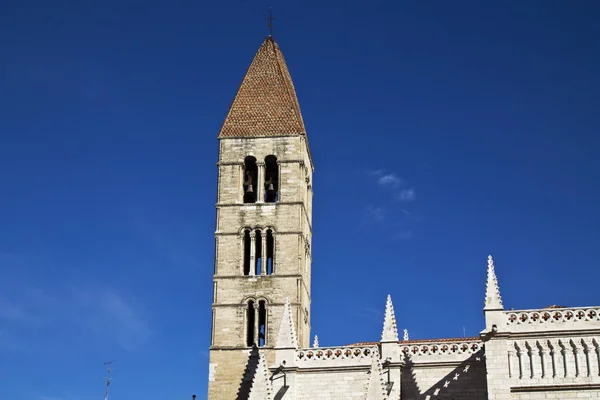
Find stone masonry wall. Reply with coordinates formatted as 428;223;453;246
295;369;371;399
399;339;488;400
270;345;377;400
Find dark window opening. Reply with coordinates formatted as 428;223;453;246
243;156;258;203
246;301;255;347
255;230;262;275
258;300;267;347
264;155;278;203
266;230;274;275
243;230;251;275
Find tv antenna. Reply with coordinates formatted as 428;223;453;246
104;360;115;400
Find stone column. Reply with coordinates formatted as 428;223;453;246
583;345;592;377
573;344;583;377
592;340;600;377
560;342;569;377
539;347;548;378
548;346;557;378
261;233;267;276
249;231;256;276
516;344;525;379
550;340;563;378
239;162;244;202
507;350;516;379
257;162;265;202
271;232;276;275
530;345;541;379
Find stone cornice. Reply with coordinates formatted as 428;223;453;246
213;274;305;280
406;360;479;368
210;345;275;351
215;231;304;237
490;328;600;340
213;301;305;308
511;383;600;392
216;201;303;208
217;159;305;166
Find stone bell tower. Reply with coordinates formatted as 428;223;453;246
207;35;314;399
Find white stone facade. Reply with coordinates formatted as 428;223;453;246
242;278;600;399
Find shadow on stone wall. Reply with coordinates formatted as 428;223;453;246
273;385;289;400
401;349;488;399
236;345;259;400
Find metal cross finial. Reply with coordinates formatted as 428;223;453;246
267;7;275;36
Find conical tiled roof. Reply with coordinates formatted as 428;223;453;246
218;36;307;138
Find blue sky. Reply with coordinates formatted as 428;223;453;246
1;0;599;399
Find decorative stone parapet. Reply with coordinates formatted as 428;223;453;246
506;307;600;331
401;339;483;358
295;346;377;368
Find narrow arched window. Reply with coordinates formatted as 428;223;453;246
258;300;267;347
255;230;262;275
264;155;278;203
243;229;251;275
243;156;258;203
266;229;274;275
246;300;255;347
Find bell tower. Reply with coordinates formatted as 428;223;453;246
207;35;314;399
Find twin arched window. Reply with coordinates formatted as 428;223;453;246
243;155;279;204
243;228;274;276
246;298;267;347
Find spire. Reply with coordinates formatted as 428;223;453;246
381;294;399;342
218;36;306;138
313;335;319;348
403;329;409;341
365;349;388;400
276;297;298;349
484;255;504;311
247;352;274;400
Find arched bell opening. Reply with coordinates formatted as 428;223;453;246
264;155;278;203
258;300;267;347
246;300;255;347
243;229;251;276
243;156;258;203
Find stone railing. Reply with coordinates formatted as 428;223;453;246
506;307;600;326
401;340;483;357
295;346;376;363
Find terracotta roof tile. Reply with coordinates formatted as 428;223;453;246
218;36;306;138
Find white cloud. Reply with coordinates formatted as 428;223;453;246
397;188;416;202
377;174;401;188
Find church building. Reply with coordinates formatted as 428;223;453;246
207;35;600;400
